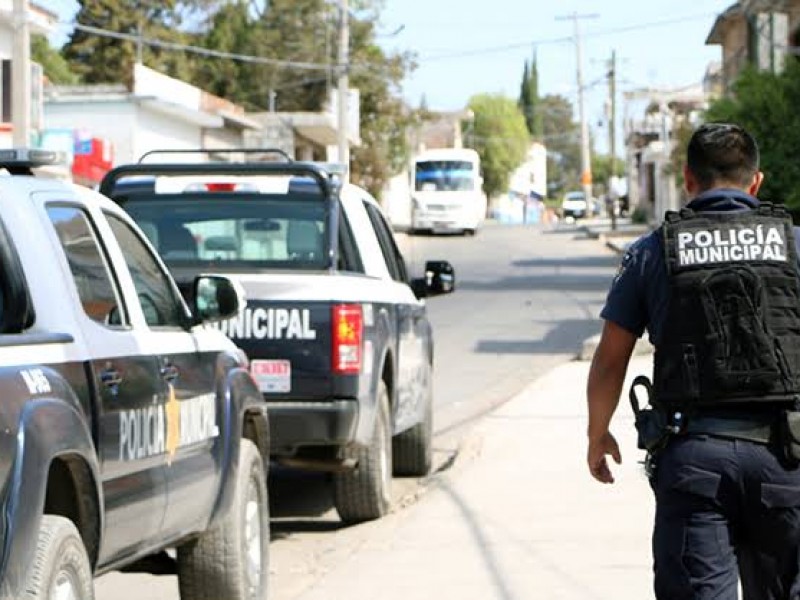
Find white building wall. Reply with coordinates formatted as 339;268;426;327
43;101;137;164
134;107;204;163
509;142;548;198
203;127;244;153
0;2;54;56
0;25;11;57
44;100;207;165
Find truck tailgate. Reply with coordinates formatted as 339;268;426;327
222;298;333;401
171;270;373;403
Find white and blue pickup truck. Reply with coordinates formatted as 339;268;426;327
0;150;270;600
101;154;455;523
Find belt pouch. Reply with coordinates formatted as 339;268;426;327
635;408;669;452
779;410;800;463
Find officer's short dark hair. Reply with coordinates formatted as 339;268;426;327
686;122;760;190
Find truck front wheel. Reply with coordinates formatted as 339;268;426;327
24;515;94;600
333;380;392;523
177;439;269;600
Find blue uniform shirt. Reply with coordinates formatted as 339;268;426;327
600;189;800;346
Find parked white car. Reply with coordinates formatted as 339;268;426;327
561;190;588;219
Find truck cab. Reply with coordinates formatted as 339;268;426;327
0;150;271;600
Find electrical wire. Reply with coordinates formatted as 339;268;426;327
60;10;719;73
66;21;333;71
420;12;718;62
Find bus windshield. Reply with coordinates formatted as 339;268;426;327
415;160;475;192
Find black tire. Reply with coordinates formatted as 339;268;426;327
392;373;433;477
177;439;269;600
23;515;94;600
333;381;392;523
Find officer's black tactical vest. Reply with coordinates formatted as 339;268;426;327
653;203;800;411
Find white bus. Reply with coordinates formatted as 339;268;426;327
410;148;487;235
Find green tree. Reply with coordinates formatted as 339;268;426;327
247;0;334;112
466;93;529;199
31;35;79;85
538;94;580;197
518;52;543;139
63;0;195;86
348;17;416;198
191;1;258;106
191;0;414;198
591;153;625;192
706;62;800;209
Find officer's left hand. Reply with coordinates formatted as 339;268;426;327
587;432;621;484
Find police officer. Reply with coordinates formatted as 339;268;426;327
586;122;800;599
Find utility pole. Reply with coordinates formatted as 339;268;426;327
337;0;350;181
607;49;617;230
136;21;144;64
11;0;31;147
556;12;598;206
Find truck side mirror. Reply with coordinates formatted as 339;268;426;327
192;275;245;323
425;260;456;296
410;277;428;299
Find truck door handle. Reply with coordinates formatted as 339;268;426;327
100;369;122;388
160;364;180;383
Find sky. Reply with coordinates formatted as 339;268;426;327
45;0;734;155
378;0;734;153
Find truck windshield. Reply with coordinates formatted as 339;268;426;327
121;194;328;271
415;160;475;192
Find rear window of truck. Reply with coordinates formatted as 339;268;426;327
119;191;329;271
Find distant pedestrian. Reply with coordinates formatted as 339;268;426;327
586;122;800;599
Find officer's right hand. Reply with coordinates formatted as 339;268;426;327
587;431;622;484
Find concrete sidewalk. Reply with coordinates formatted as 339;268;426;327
296;355;656;600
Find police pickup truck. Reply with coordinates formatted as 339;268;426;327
0;150;271;600
101;153;455;523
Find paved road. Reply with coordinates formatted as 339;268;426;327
95;220;622;600
402;222;615;440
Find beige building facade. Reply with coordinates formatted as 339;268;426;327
707;1;800;93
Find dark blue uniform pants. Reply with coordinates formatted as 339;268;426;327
652;435;800;600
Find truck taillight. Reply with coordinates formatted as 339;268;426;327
205;182;237;192
332;304;362;374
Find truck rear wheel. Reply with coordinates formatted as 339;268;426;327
333;381;392;523
24;515;94;600
392;374;433;477
177;439;269;600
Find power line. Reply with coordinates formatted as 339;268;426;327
421;12;717;62
65;21;332;71
60;20;403;80
55;11;719;93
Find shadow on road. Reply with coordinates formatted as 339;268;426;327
458;274;614;292
474;319;602;356
268;466;344;539
511;255;619;269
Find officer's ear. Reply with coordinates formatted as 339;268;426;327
683;165;699;196
748;171;764;197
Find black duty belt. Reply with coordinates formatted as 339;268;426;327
683;416;774;444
